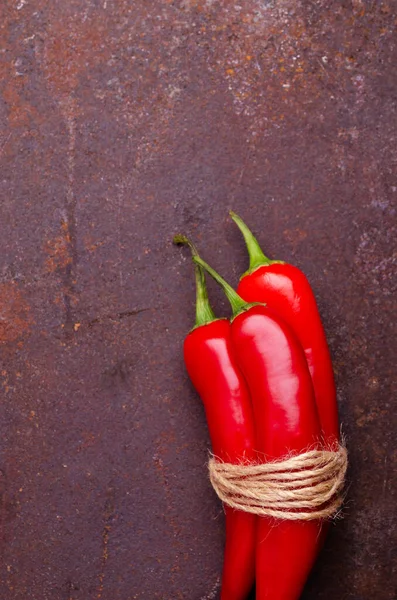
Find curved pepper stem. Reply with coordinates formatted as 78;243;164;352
173;235;217;328
193;256;259;319
230;211;284;274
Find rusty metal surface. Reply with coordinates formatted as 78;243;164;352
0;0;396;598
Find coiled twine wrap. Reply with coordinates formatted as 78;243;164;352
209;444;348;520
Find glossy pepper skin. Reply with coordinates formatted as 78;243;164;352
176;236;256;600
231;212;339;447
184;321;256;600
195;256;324;600
231;306;323;600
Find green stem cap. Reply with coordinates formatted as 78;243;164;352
173;235;217;328
230;211;284;275
193;256;259;319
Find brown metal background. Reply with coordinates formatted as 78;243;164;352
0;1;396;598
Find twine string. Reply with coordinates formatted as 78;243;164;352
209;444;347;521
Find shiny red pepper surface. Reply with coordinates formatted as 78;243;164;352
230;305;323;600
231;212;339;447
184;320;256;600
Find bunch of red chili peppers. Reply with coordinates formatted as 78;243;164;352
175;212;340;600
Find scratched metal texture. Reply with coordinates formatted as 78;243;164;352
0;1;396;599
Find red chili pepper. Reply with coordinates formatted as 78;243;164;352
175;236;256;600
230;212;339;448
194;255;324;600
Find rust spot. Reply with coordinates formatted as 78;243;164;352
0;282;32;344
44;220;73;273
96;490;116;599
43;19;110;98
77;432;96;452
0;4;44;129
83;236;106;253
283;228;308;249
2;80;37;127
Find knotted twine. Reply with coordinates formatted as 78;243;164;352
209;444;348;521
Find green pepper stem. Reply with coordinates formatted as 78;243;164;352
173;235;217;328
193;256;251;318
230;211;283;273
